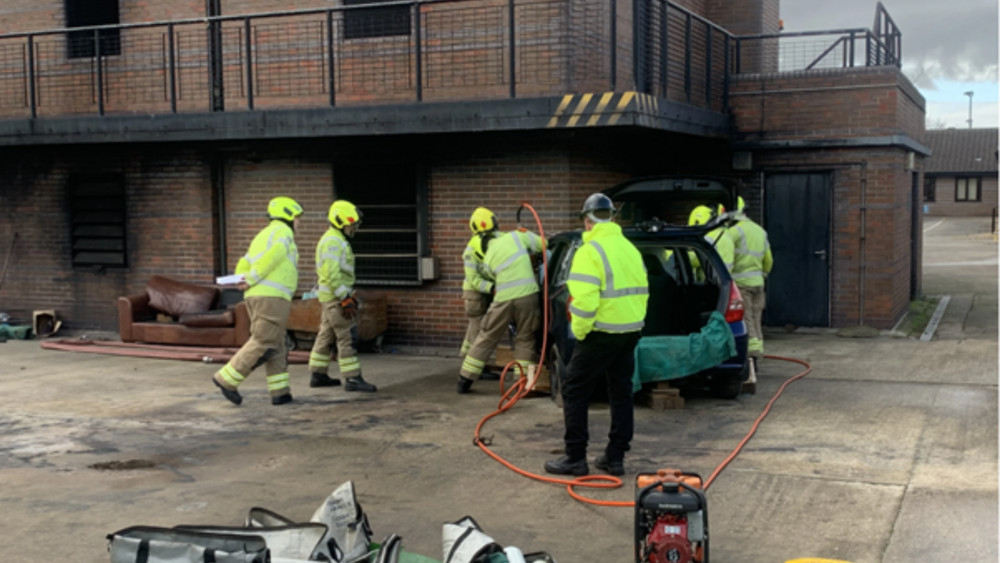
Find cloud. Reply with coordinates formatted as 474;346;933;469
781;0;998;84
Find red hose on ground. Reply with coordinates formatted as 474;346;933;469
472;201;814;505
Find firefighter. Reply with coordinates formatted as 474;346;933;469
459;208;502;380
307;200;377;392
688;204;735;274
457;219;545;394
212;196;302;406
544;193;648;476
726;196;773;370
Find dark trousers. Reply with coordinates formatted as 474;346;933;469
561;331;641;462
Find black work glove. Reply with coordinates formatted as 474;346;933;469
339;295;358;319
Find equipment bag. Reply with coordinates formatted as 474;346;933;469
176;523;328;562
245;507;336;561
310;481;372;563
107;526;269;563
441;516;505;563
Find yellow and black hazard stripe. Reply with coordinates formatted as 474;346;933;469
546;91;660;128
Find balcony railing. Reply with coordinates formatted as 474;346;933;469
0;0;902;122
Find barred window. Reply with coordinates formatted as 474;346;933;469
65;0;121;58
69;174;127;268
333;163;427;285
343;0;411;40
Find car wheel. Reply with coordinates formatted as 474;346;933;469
711;374;742;400
548;344;565;408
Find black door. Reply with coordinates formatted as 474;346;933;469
764;173;832;327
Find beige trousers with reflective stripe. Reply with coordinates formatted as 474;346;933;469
223;296;291;393
461;294;540;380
740;285;766;357
461;290;490;355
311;300;361;377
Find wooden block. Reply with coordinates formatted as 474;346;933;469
492;345;550;393
644;387;685;410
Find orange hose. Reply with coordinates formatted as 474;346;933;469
472;202;813;506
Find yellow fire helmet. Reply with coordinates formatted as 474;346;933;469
329;200;362;229
688;205;715;226
469;207;498;234
268;196;304;222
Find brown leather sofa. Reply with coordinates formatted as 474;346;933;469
118;275;250;347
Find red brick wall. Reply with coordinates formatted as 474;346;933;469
0;147;215;328
730;67;925;140
0;141;641;347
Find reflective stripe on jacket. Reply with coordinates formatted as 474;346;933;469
566;222;649;340
236;220;298;301
483;230;544;303
726;217;773;287
315;227;355;302
462;234;495;294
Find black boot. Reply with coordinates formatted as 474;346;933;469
345;374;377;392
310;372;341;388
544;455;588;476
212;376;242;406
457;376;474;394
271;392;293;405
479;369;500;381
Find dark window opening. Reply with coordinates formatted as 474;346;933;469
69;175;127;268
333;163;427;285
65;0;121;58
923;176;935;202
343;0;411;40
955;177;981;202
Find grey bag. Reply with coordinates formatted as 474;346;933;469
107;526;269;563
177;523;328;562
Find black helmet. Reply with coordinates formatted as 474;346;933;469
580;193;614;223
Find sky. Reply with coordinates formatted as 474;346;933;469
780;0;999;130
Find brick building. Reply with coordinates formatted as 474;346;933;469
0;0;927;347
922;128;998;217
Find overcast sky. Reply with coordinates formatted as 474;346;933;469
780;0;999;130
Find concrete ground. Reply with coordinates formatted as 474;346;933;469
0;217;995;563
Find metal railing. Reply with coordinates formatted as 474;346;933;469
0;0;904;122
732;26;900;74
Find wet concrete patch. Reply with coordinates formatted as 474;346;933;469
89;459;157;471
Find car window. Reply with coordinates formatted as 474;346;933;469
552;238;582;286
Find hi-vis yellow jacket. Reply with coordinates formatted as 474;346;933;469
483;230;544;303
462;233;496;294
315;227;355;303
726;217;773;287
567;222;649;341
236;220;299;301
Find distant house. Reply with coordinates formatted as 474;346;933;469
923;128;998;216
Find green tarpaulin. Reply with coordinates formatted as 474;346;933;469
0;324;32;340
632;311;736;392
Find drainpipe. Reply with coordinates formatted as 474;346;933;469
211;154;228;275
858;162;868;326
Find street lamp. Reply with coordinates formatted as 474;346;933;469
964;91;974;128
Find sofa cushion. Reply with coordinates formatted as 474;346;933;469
146;275;218;318
179;309;236;327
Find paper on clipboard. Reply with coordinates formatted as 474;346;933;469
215;274;246;285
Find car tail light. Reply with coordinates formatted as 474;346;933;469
725;283;744;323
